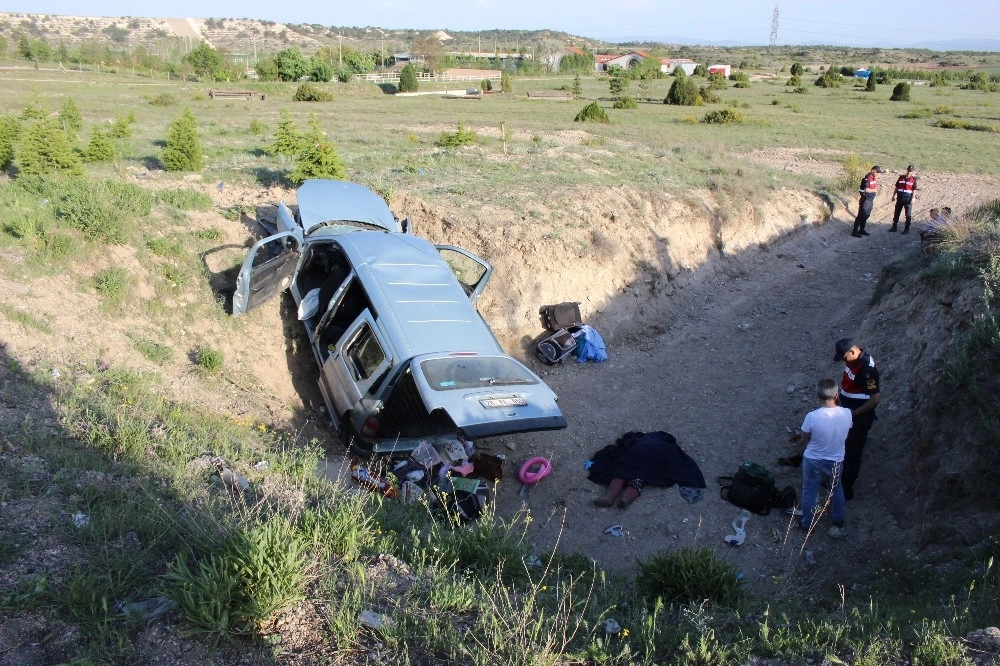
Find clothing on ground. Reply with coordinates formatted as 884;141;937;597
588;431;706;502
574;324;608;363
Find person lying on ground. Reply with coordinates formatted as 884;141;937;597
920;207;949;242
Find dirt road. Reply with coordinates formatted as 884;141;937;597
483;166;999;593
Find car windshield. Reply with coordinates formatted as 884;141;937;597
420;357;539;391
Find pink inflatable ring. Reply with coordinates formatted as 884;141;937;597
518;457;552;485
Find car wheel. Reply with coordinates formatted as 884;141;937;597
339;413;368;455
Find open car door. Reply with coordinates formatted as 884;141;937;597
232;231;301;315
435;245;492;304
409;353;566;439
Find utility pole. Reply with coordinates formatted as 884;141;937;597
769;5;779;52
338;34;342;67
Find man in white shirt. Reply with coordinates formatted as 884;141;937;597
799;378;853;538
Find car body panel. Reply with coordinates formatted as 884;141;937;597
231;179;566;453
295;179;400;235
232;231;301;315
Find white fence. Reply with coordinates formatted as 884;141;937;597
353;72;501;83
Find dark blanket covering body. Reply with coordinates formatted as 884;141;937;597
588;431;706;488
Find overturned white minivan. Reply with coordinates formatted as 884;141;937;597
233;179;567;454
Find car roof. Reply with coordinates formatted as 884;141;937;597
332;231;503;358
296;179;399;235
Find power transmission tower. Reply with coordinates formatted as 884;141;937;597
769;5;779;51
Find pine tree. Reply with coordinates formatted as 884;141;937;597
59;98;83;136
289;140;346;184
83;127;115;163
572;74;582;99
17;117;83;176
0;114;21;171
270;110;304;157
162;109;203;171
398;64;418;92
500;71;513;94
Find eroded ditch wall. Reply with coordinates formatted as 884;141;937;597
395;185;832;353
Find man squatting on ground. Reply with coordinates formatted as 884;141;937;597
799;378;852;538
833;338;881;500
852;165;885;238
889;165;918;234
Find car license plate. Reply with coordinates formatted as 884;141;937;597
481;396;526;408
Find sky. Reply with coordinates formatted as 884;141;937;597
4;0;999;47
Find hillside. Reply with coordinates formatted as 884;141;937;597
3;10;1000;71
2;60;1000;663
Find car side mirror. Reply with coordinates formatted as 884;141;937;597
401;215;412;234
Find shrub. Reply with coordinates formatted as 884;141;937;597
790;62;804;76
194;345;223;372
500;71;513;94
840;153;867;193
94;267;131;307
701;108;745;124
157;188;213;210
891;81;911;101
17;118;83;177
52;178;152;243
613;95;637;109
666;76;702;106
693;63;708;77
866;74;877;92
574;101;610;123
0;114;20;171
108;114;133;139
699;87;721;104
636;547;743;607
288;140;347;184
480;78;492;92
270;110;304;157
964;71;991;91
934;118;999;132
149;93;177;107
248;119;267;135
58;98;83;135
572;74;582;99
815;67;843;88
930;72;949;87
786;74;803;87
164;517;307;640
708;72;727;90
82;127;115;163
436;122;477;148
292;83;332;102
162;109;204;172
398;63;418;92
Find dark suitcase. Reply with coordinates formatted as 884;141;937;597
539;302;582;331
536;327;583;365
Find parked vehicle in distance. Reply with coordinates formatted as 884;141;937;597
233;179;567;454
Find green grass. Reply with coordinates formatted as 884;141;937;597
93;267;131;308
129;334;173;364
0;302;52;334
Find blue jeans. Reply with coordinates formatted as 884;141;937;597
801;457;845;529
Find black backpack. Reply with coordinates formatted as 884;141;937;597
719;462;776;515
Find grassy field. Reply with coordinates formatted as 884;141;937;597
2;67;999;217
2;66;1000;663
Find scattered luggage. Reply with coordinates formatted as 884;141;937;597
536;327;583;365
539;302;583;331
718;461;776;515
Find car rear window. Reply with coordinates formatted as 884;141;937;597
420;357;538;391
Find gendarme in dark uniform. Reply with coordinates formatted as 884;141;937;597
834;338;881;499
889;165;918;233
852;165;885;237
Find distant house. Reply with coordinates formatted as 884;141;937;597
660;58;698;76
595;51;647;73
394;52;416;65
708;64;731;77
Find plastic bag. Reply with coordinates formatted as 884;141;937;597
297;287;320;320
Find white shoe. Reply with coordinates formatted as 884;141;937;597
724;510;751;546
